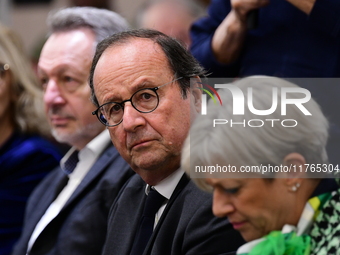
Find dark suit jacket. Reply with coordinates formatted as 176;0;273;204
11;144;134;255
102;174;244;255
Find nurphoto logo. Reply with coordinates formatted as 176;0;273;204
200;83;311;116
214;84;311;116
198;79;313;128
198;82;223;115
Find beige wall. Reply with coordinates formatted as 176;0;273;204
115;0;147;27
2;0;146;56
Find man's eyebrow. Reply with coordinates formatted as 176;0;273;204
38;65;85;78
104;80;155;103
58;66;85;77
134;81;152;91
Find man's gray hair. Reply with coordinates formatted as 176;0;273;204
182;76;329;187
47;7;129;44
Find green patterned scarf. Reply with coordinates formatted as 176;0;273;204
309;178;340;255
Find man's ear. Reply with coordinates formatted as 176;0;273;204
190;76;202;114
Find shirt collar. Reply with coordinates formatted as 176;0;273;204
84;129;111;158
60;130;111;175
145;168;185;200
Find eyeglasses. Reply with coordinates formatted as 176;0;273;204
92;76;183;127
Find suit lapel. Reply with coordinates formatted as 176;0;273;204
30;145;117;254
120;176;146;253
154;173;190;228
25;169;65;234
61;144;116;209
104;175;146;255
143;174;190;254
24;169;68;254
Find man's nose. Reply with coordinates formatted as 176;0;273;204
44;80;66;106
121;103;146;132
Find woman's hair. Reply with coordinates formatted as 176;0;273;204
0;23;50;136
182;76;329;190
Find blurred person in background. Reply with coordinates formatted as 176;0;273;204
137;0;205;48
11;7;133;255
190;0;340;166
0;23;61;255
191;0;340;77
182;76;340;255
71;0;110;9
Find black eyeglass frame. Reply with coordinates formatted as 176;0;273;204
92;76;183;127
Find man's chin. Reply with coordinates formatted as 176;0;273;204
131;154;165;172
51;123;105;146
51;129;76;145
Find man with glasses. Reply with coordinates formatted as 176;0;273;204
12;7;133;255
89;29;244;255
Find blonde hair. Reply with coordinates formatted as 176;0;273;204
0;23;50;136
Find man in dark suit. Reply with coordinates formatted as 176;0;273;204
11;7;133;255
89;29;245;255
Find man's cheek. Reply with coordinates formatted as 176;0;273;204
112;135;128;152
109;132;120;146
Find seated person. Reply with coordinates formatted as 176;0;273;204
11;7;133;255
182;76;340;254
89;29;245;255
0;23;61;255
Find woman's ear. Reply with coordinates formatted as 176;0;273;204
282;152;306;190
283;152;306;166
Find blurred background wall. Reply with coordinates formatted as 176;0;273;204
0;0;209;60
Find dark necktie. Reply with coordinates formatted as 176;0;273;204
130;188;165;255
55;150;79;197
63;150;79;175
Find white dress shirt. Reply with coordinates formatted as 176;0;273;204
26;130;111;253
145;168;185;228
